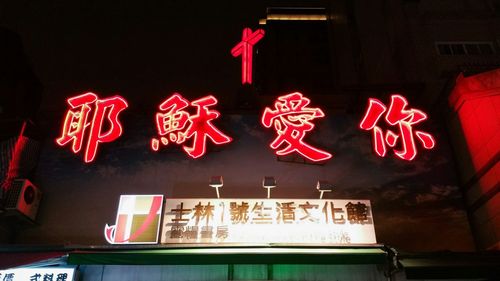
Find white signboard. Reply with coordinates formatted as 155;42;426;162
0;268;76;281
161;199;376;244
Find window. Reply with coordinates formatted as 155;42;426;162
435;42;496;56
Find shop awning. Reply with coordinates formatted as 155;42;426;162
399;253;500;280
67;246;388;265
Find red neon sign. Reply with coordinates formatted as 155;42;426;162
261;92;332;162
359;94;436;161
231;27;265;85
56;92;128;163
151;93;232;158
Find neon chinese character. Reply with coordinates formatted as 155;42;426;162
231;27;265;84
262;92;332;162
56;92;128;163
359;94;436;161
152;94;232;159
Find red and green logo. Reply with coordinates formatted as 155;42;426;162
105;195;163;244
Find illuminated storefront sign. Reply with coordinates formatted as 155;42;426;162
262;92;332;162
54;28;436;163
0;268;76;281
359;94;435;161
151;93;232;158
56;92;128;163
105;195;163;244
231;27;265;84
56;93;436;163
161;198;376;244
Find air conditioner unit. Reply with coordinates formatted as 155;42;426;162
4;179;42;222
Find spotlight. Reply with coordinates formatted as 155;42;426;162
316;180;333;199
209;176;223;198
262;176;276;199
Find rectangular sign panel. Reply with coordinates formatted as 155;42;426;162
161;199;376;244
0;267;76;281
105;195;164;244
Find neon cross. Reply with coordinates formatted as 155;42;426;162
231;27;265;85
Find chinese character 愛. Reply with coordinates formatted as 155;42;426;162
262;92;332;162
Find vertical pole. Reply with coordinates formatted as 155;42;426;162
267;264;273;280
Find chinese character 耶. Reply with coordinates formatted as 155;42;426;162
151;93;232;158
262;92;332;162
56;92;128;163
359;94;435;161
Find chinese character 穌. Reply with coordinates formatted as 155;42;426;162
359;94;435;161
151;93;232;158
56;92;128;163
231;27;265;84
262;92;332;162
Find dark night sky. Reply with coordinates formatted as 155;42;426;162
0;1;327;112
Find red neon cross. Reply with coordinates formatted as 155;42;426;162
231;27;265;85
